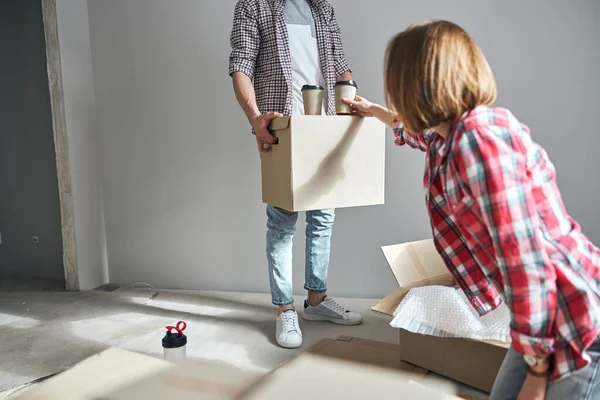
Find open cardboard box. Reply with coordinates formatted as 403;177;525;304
17;337;471;400
372;239;510;393
261;116;386;212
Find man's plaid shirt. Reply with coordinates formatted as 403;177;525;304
394;106;600;382
229;0;351;118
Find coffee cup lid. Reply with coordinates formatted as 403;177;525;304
334;80;358;88
302;85;324;91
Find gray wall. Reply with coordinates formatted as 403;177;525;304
88;0;600;298
0;1;64;280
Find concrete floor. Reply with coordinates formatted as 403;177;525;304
0;287;488;399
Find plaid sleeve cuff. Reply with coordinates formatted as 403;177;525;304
334;57;352;77
392;119;405;146
228;59;255;79
511;330;555;358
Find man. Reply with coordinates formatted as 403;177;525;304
229;0;362;349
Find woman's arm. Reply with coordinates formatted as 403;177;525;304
369;103;397;128
452;125;557;361
344;96;431;152
343;96;395;127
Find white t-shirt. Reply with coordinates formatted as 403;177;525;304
284;0;327;116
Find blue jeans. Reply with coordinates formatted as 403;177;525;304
490;337;600;400
266;205;335;306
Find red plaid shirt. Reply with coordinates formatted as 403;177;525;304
229;0;351;118
394;106;600;382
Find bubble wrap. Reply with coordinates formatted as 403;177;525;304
390;285;511;343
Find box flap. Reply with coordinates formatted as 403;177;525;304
383;239;452;287
482;339;511;349
372;239;455;316
268;116;290;132
371;286;411;316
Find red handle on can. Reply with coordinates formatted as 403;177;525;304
165;321;187;336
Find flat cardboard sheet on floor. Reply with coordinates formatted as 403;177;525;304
14;348;174;400
17;337;465;399
14;348;261;400
243;353;461;400
99;356;261;400
372;238;510;393
102;338;463;400
261;115;386;212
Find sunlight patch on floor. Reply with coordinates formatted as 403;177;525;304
0;313;39;329
69;312;182;346
144;298;234;317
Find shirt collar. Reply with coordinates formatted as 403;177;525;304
436;117;460;159
273;0;326;9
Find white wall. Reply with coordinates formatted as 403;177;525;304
56;0;108;289
87;0;600;298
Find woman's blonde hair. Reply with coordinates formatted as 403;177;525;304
384;20;497;133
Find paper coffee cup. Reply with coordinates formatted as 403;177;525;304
334;80;358;115
302;85;324;115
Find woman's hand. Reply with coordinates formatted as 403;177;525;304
342;96;397;128
343;95;374;117
517;373;547;400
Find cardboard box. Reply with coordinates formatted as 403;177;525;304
261;116;385;212
304;336;483;400
18;338;467;400
305;335;428;379
371;238;510;393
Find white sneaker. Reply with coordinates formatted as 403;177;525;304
302;296;363;326
276;310;303;349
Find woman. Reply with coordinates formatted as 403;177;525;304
345;21;600;400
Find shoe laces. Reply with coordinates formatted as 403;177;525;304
323;297;347;314
282;311;300;333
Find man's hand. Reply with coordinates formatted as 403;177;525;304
231;72;282;153
517;373;548;400
252;112;283;153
